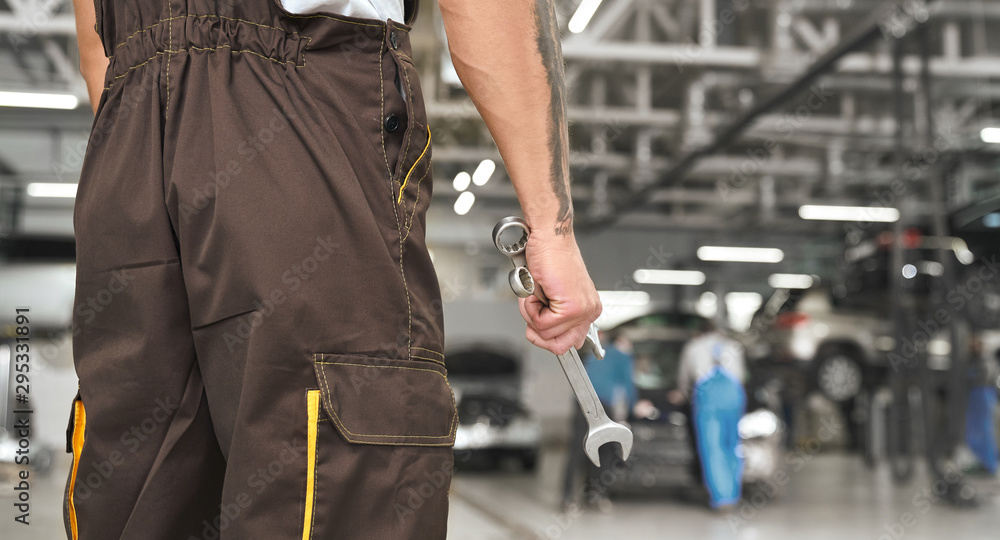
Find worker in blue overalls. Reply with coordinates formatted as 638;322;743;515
677;319;747;509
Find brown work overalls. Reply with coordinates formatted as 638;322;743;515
66;0;453;538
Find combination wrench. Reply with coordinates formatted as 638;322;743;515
492;216;633;467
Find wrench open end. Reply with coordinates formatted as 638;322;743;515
583;420;634;467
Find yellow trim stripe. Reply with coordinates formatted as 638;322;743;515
397;126;431;204
68;400;86;540
302;390;321;540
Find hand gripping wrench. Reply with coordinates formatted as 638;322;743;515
492;216;633;466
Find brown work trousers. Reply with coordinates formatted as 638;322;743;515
66;1;455;538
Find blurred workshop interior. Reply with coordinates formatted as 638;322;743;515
2;0;1000;539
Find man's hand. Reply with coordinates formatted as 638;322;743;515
518;231;601;355
439;0;602;354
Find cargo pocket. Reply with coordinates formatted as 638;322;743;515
64;393;86;540
310;353;457;446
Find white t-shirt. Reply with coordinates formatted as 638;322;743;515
278;0;404;22
677;331;746;399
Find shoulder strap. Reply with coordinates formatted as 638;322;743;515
404;0;419;25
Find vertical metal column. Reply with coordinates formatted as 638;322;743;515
888;37;916;483
918;24;976;506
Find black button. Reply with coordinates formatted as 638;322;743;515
384;114;400;132
389;31;399;50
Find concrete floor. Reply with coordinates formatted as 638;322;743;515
446;449;1000;540
4;450;998;539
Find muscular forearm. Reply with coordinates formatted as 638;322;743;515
72;0;109;114
439;0;573;238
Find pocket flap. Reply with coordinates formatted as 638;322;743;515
312;353;457;446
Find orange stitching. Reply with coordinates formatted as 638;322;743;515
112;12;376;52
165;0;171;120
103;45;304;90
375;32;411;360
315;362;457;441
378;36;392;178
411;355;445;366
412;347;444;358
116;14;299;50
316;361;446;380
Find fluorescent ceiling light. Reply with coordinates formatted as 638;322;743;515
598;290;650;306
27;183;77;198
697;246;784;263
633;269;706;286
768;273;814;289
454;191;475;215
453;172;471;192
798;205;899;223
568;0;603;33
472;159;495;186
0;91;78;110
726;292;763;305
981;127;1000;144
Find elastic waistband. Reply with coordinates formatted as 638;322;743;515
105;10;412;85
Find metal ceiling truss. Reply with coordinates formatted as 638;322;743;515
424;0;1000;231
3;0;1000;234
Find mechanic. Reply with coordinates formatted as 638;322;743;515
676;319;747;509
561;331;648;512
67;0;601;538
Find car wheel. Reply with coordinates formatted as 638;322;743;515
816;353;863;402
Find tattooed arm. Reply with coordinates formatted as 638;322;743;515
439;0;601;354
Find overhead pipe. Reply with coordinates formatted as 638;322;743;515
582;0;934;232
